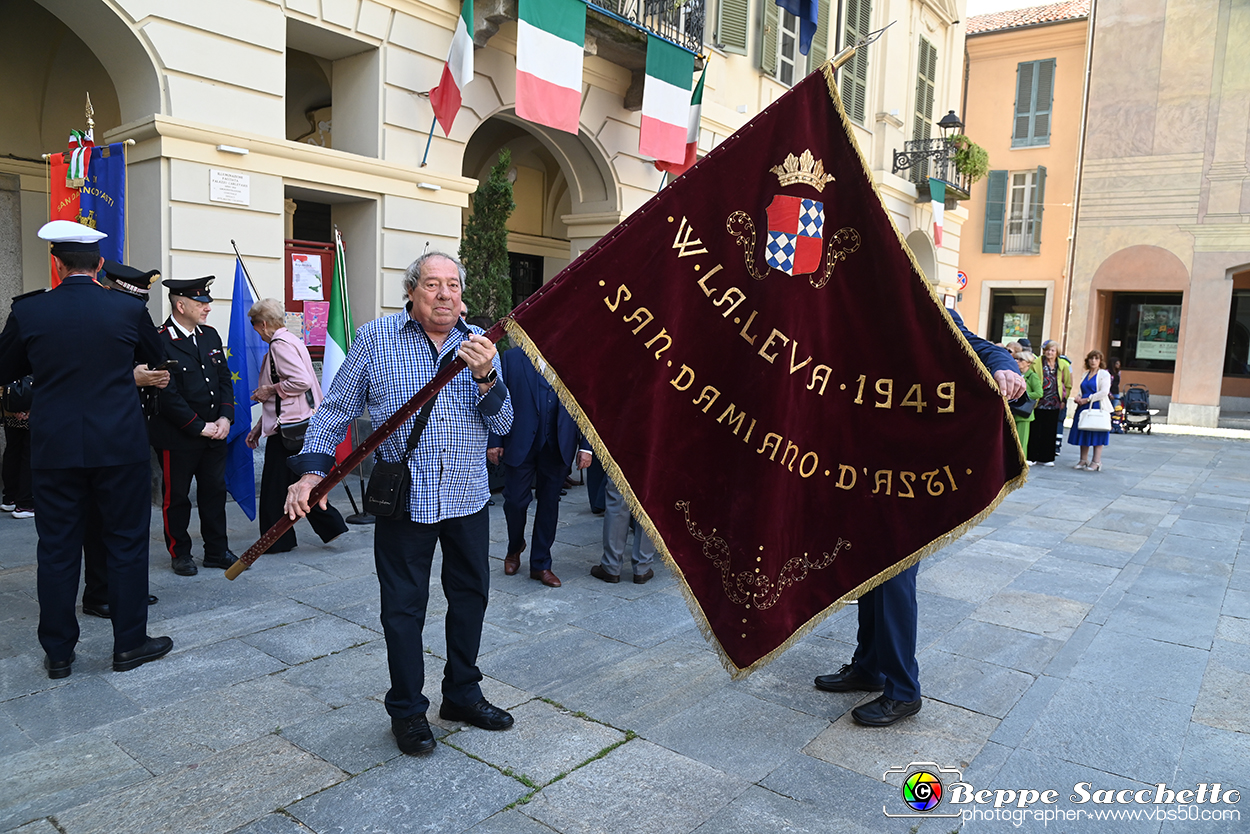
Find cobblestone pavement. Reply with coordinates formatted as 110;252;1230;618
1;432;1247;833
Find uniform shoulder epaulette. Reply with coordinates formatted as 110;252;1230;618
11;289;48;303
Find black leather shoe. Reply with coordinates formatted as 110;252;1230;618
851;695;922;726
391;714;436;755
439;698;514;731
148;595;158;605
814;663;885;693
113;635;174;672
203;550;237;569
45;652;75;679
633;569;654;585
590;564;620;584
172;555;198;576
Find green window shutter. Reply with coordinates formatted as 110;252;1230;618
807;0;830;73
760;2;779;76
983;169;1008;254
1031;166;1047;254
911;37;936;182
1012;61;1034;147
717;0;749;55
840;0;872;123
1032;59;1055;145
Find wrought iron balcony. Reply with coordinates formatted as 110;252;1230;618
891;137;971;204
585;0;706;54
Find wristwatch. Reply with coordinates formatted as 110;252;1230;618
472;368;498;385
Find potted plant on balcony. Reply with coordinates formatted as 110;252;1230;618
950;134;989;184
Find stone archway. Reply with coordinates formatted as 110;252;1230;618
33;0;164;124
462;113;622;289
905;230;938;285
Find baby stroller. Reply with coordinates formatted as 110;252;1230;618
1122;383;1152;434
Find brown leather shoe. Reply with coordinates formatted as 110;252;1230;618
503;548;522;575
530;568;561;587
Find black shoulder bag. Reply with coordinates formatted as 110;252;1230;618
271;347;317;451
364;352;455;519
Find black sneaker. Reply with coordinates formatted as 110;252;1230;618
171;555;198;576
391;714;435;755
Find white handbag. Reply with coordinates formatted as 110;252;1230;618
1077;401;1112;432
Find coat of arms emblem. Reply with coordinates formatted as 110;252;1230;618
765;196;823;276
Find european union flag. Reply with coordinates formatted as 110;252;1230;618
776;0;819;56
224;259;266;519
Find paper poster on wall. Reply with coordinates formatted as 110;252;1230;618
1137;304;1180;360
1002;312;1030;340
303;301;329;346
291;253;324;301
284;312;304;338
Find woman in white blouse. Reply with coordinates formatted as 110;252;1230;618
1067;349;1113;472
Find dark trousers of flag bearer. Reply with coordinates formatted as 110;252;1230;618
815;310;1024;726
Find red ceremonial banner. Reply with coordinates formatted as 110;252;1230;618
505;66;1025;676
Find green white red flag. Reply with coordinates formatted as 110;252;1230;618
655;66;705;177
515;0;585;134
930;177;945;248
323;228;354;463
430;0;474;136
640;35;695;164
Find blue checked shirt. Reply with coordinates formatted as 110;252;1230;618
298;313;511;523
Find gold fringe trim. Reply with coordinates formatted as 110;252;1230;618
497;66;1028;677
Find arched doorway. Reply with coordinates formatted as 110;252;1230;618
461;113;621;306
905;230;938;285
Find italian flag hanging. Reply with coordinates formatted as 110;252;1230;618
655;66;705;177
639;35;695;164
930;177;946;248
430;0;474;136
515;0;586;134
323;228;354;463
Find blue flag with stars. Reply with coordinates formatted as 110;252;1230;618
224;258;266;519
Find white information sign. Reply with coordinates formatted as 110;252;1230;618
290;253;324;301
209;169;250;206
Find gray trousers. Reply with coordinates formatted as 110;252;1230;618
600;478;655;575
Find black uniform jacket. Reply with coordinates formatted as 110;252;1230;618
148;317;235;450
0;275;163;469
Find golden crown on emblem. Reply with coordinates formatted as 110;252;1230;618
770;150;835;192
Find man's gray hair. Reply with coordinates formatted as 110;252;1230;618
402;251;466;294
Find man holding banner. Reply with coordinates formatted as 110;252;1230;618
284;252;513;757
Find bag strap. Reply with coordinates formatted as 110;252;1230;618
392;350;457;463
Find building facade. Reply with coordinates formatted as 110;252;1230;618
958;1;1089;350
0;0;968;336
1068;0;1250;427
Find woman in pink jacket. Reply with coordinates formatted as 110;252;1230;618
246;299;348;552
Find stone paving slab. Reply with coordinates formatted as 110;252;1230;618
1101;592;1220;650
52;734;344;834
521;739;750;834
2;676;142;744
646;688;829;782
970;589;1091;641
929;619;1063;676
0;732;149;831
1066;628;1208;706
272;639;392;708
278;698;420;775
104;676;333;775
287;742;526;834
445;699;624;786
106;638;288;709
238;613;379;665
804;698;998;786
916;648;1034;718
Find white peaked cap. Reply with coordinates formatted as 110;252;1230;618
37;219;108;244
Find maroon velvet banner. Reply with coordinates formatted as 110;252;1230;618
506;67;1025;676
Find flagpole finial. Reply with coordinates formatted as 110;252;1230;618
85;93;95;134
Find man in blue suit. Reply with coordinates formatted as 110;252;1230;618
0;221;173;679
815;309;1024;726
488;349;591;588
